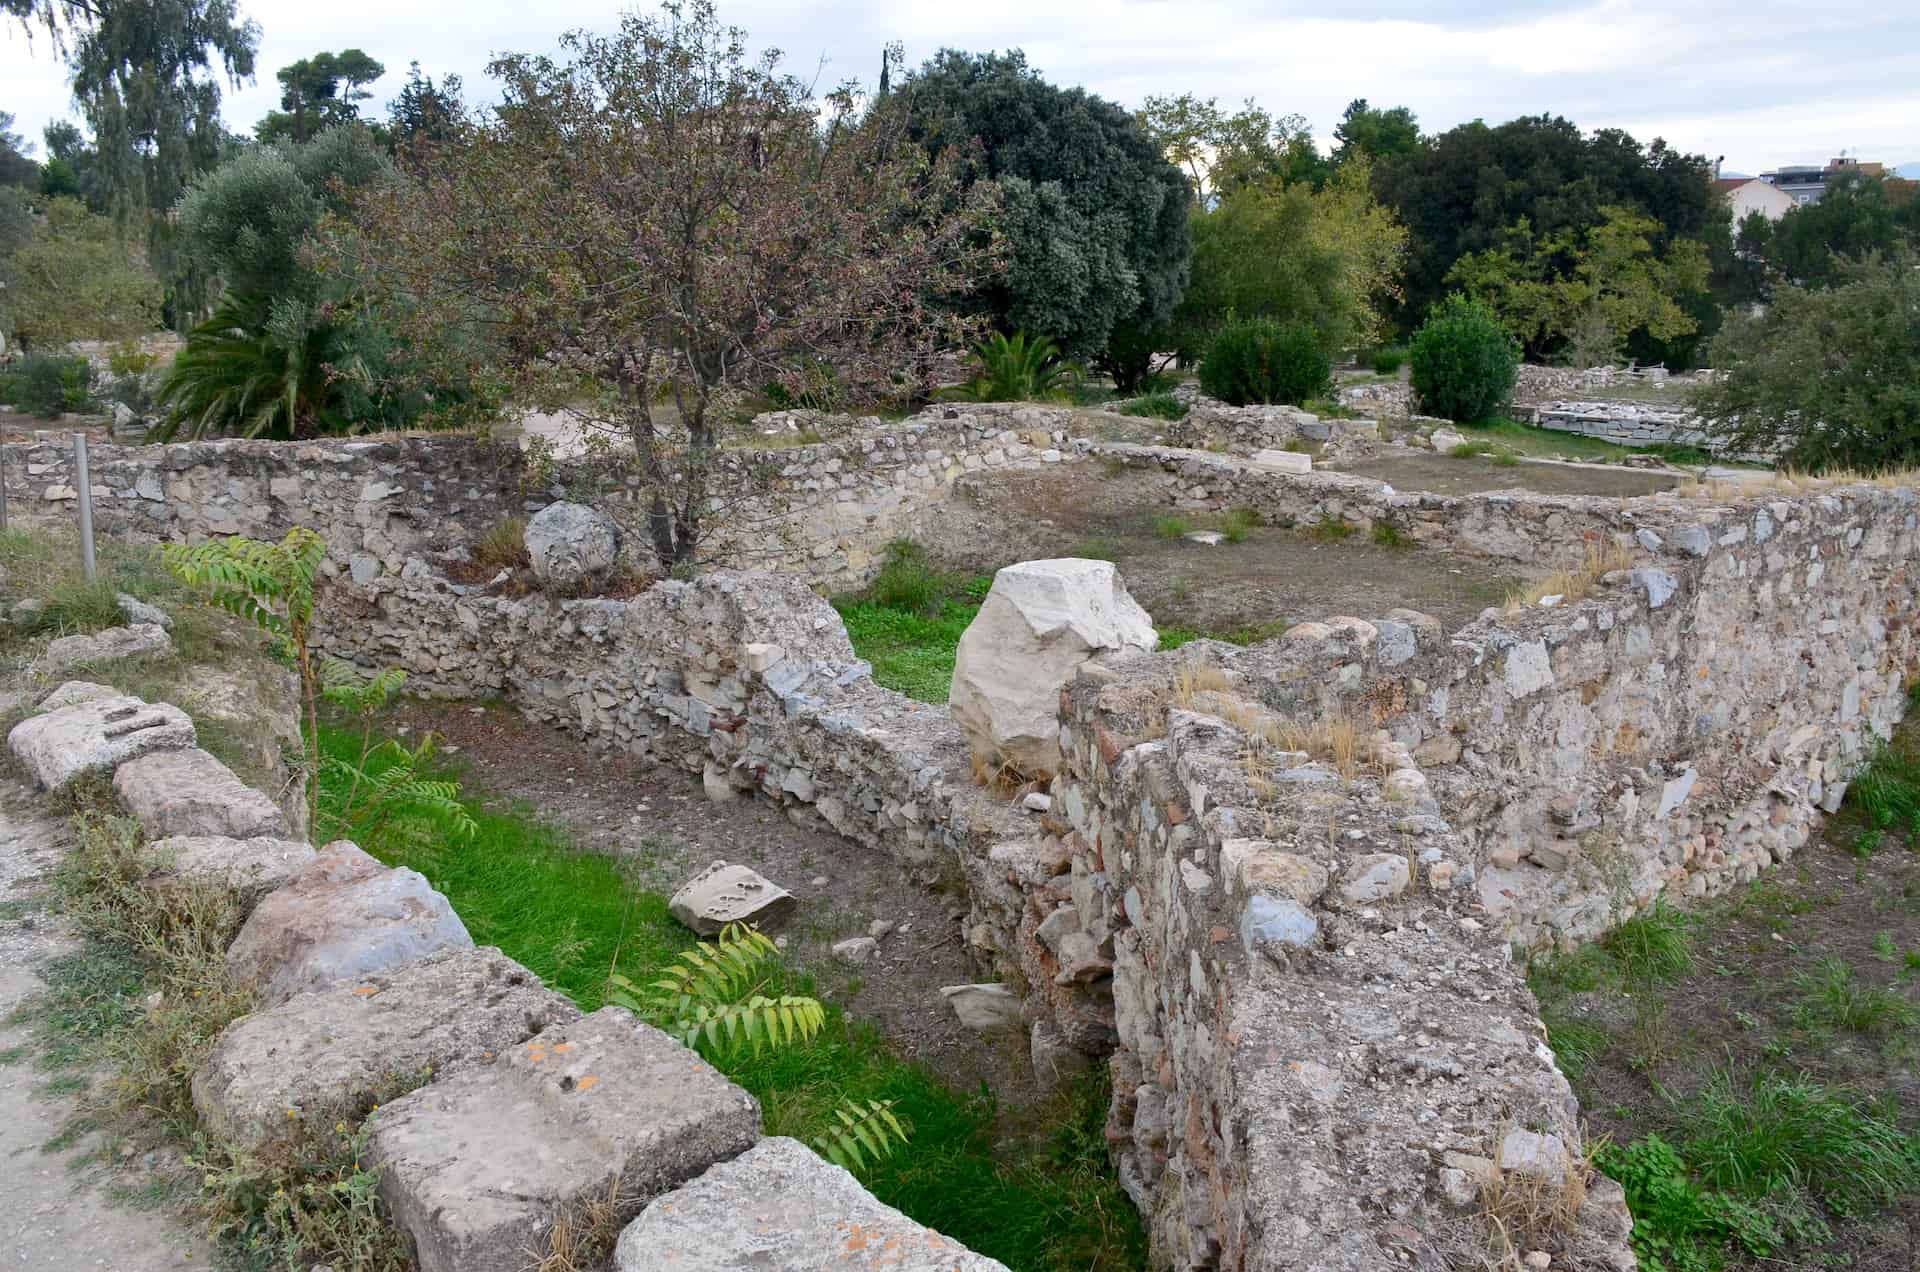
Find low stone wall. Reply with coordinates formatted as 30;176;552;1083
0;404;1078;593
1;433;523;577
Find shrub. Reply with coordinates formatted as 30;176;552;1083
1691;254;1920;470
963;330;1078;402
4;353;93;417
1370;346;1407;374
865;540;947;614
1118;390;1186;421
1198;318;1330;407
1409;294;1519;423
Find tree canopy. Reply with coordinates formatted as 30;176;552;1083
1331;99;1419;167
894;49;1188;362
346;1;996;569
0;195;161;350
256;48;385;143
1177;157;1405;356
1373;114;1717;329
1445;205;1711;364
1691;253;1920;471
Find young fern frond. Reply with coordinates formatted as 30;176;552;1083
813;1099;910;1174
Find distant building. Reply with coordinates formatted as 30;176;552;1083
1757;156;1887;205
1715;176;1797;223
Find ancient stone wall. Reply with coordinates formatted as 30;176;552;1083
1;433;523;575
1;404;1076;592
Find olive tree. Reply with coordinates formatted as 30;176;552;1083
345;1;996;571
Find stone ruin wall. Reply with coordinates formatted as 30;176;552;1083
2;403;1080;593
13;428;1918;1268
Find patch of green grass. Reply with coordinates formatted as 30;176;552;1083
324;724;1147;1270
1597;1133;1822;1272
1152;514;1191;540
1371;521;1409;549
829;598;975;704
1305;513;1353;542
1071;536;1121;562
1846;742;1920;845
1681;1071;1920;1216
829;542;994;703
320;725;685;1007
1603;900;1696;982
1220;506;1262;544
1117;391;1186;421
1791;956;1920;1037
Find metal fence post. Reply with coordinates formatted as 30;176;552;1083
73;431;96;582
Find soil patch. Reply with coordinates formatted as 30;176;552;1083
1531;731;1920;1269
918;462;1521;634
384;699;1035;1105
1335;452;1681;498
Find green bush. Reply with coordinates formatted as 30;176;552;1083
3;353;93;417
963;330;1078;403
1118;391;1186;420
1370;346;1407;374
1198;318;1329;407
1409;294;1519;423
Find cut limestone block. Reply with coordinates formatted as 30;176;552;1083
1249;448;1312;474
39;623;172;674
669;860;795;936
7;693;195;790
35;680;119;712
226;841;472;1005
368;1006;761;1272
114;747;290;840
146;834;316;912
614;1136;1009;1271
949;559;1156;779
194;946;579;1154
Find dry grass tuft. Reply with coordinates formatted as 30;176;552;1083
1506;539;1636;610
1171;661;1234;708
1477;1132;1592;1269
535;1174;640;1272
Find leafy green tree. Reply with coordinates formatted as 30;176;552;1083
1690;254;1920;471
386;62;461;149
895;50;1189;364
1763;172;1920;289
256;49;386;144
344;1;995;572
40;121;100;206
156;127;431;440
0;110;38;187
0;195;160;351
1139;92;1326;204
6;0;260;322
1331;99;1419;167
1446;205;1711;363
1374;115;1716;329
1177;158;1405;356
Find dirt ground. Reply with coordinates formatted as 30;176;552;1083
0;781;213;1272
1534;777;1920;1269
385;699;1037;1104
919;463;1521;634
1335;451;1681;498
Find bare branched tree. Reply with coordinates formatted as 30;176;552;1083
340;0;1000;571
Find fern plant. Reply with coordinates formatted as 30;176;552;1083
318;661;477;848
606;924;910;1174
164;528;328;827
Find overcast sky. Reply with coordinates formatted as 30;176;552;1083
4;0;1916;174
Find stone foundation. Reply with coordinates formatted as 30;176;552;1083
13;424;1918;1269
